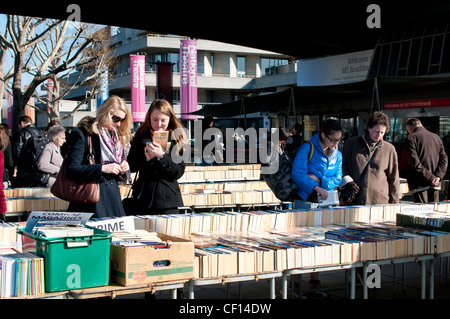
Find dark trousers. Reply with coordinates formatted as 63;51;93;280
413;188;439;203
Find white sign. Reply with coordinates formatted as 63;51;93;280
87;216;135;232
297;49;374;86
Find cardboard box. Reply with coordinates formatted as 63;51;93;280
110;233;194;286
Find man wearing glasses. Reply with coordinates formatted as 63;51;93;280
340;111;400;205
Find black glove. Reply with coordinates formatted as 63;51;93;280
343;181;360;204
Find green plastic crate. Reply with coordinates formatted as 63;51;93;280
19;226;112;292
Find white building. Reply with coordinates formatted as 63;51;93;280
62;28;297;130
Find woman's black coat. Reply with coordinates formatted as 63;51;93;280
127;130;185;212
65;127;126;218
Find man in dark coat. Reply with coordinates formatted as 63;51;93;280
404;118;448;203
11;115;47;187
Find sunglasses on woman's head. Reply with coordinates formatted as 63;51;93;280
112;115;126;123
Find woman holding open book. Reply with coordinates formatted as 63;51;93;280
291;119;343;295
65;95;132;218
127;99;188;215
291;119;343;209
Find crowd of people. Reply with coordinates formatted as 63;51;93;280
289;111;448;294
290;112;448;208
0;95;189;221
0;100;447;237
0;96;447;298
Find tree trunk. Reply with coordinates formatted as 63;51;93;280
11;54;25;135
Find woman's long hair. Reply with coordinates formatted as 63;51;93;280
0;124;10;152
92;95;132;147
135;99;188;150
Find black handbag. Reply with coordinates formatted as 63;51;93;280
340;147;379;205
122;172;142;215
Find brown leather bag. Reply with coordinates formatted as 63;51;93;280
51;136;100;204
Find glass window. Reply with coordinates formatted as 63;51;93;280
408;38;422;76
430;34;444;66
168;53;179;73
417;36;432;75
237;56;246;77
303;115;320;141
368;26;449;78
260;58;289;76
441;34;450;73
388;42;400;76
398;40;411;70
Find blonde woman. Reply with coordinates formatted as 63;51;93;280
127;99;188;215
65;95;132;218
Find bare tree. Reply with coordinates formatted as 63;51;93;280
0;24;14;107
0;15;116;133
31;24;117;121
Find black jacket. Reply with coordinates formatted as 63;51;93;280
12;124;48;187
127;130;186;212
405;126;448;189
65;127;126;218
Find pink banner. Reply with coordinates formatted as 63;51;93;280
180;40;197;120
130;55;146;122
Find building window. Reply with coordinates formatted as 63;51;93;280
261;58;289;76
168;53;179;73
368;23;450;78
147;52;180;73
237;56;246;77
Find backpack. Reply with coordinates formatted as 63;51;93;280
262;141;314;202
23;127;50;186
24;127;49;166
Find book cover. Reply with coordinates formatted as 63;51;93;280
153;131;169;150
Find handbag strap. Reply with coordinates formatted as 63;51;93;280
356;146;379;185
126;171;139;198
86;135;95;165
87;135;93;155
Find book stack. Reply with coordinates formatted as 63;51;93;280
32;224;94;239
186;221;450;279
179;180;270;194
0;222;26;253
5;197;69;213
111;230;167;248
181;190;282;207
4;187;54;198
397;208;450;232
0;252;45;297
179;164;261;183
434;201;450;213
4;187;70;213
135;206;399;237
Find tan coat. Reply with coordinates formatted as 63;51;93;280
341;135;400;205
36;141;63;187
